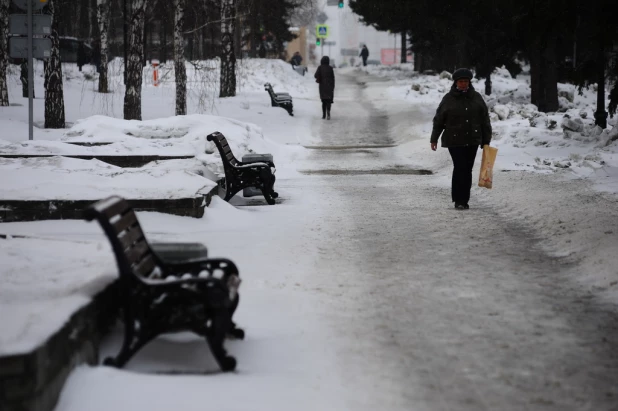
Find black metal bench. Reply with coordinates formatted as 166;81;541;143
84;196;244;372
207;131;278;205
264;82;293;116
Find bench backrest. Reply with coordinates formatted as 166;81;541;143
207;131;240;168
264;83;277;100
84;196;157;281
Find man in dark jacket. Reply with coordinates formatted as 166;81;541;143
359;45;369;66
290;51;303;67
314;56;335;119
430;68;492;209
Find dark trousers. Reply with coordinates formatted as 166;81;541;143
448;145;478;204
362;57;367;66
321;99;332;117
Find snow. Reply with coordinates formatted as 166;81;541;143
1;57;617;409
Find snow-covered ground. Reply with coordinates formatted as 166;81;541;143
1;58;617;409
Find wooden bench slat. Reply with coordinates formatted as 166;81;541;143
134;253;156;277
112;210;140;234
118;225;146;250
125;238;152;266
98;197;131;220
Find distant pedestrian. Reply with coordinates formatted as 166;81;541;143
430;68;492;209
290;51;303;67
20;60;34;98
314;56;335;120
359;45;369;66
77;42;87;72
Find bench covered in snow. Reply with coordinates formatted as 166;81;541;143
207;131;278;205
84;196;244;372
264;82;294;116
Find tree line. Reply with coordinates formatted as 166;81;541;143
349;0;618;128
0;0;314;126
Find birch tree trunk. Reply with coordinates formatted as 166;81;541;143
97;0;111;93
174;0;187;115
44;0;66;128
0;0;9;106
124;0;148;120
219;0;236;98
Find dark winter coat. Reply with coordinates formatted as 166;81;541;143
291;54;302;66
360;47;369;58
430;83;492;147
315;58;335;101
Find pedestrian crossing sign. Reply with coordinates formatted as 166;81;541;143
316;25;329;39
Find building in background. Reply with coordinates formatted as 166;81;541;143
285;27;308;64
314;0;411;68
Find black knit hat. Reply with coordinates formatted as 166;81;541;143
452;68;473;81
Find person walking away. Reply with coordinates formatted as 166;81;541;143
77;41;87;72
314;56;335;120
430;68;492;209
20;60;34;98
359;45;369;66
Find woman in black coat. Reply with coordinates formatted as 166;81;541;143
314;56;335;119
430;68;492;209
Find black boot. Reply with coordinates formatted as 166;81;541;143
326;103;331;120
321;103;326;119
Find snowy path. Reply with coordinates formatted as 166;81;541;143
54;72;618;411
297;72;618;410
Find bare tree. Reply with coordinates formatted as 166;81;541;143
124;0;149;120
219;0;236;97
0;0;9;106
174;0;187;115
45;0;66;128
97;0;111;93
289;0;319;28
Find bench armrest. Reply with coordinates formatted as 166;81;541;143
143;258;240;286
234;161;270;169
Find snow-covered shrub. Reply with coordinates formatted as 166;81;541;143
558;96;575;112
598;126;618;147
530;113;548;128
558;88;574;103
518;104;539;119
561;116;584;132
493;104;510;120
493;66;512;79
439;71;451;79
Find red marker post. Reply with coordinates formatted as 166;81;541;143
151;59;159;86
